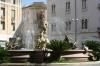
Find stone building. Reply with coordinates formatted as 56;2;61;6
20;2;47;50
47;0;100;49
0;0;22;41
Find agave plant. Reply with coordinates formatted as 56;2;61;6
83;40;100;61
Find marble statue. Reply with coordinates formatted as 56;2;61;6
64;35;78;49
6;36;21;50
37;9;49;50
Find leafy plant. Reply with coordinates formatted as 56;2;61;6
83;41;100;61
46;39;71;62
0;48;11;63
47;40;71;52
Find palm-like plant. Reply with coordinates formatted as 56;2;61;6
83;41;100;51
46;39;71;61
47;40;71;52
83;41;100;61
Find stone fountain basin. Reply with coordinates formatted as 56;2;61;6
8;50;33;63
7;50;92;63
8;50;46;63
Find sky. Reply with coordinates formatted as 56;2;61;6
22;0;46;6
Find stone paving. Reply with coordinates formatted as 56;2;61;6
0;61;100;66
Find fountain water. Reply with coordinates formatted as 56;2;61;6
25;30;33;50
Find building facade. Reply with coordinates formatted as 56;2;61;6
0;0;22;41
47;0;100;49
19;2;46;49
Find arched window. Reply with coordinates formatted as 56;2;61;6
81;19;88;29
85;19;88;29
82;19;84;29
65;21;71;31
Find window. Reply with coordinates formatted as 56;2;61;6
82;19;88;29
11;10;15;21
54;5;55;14
66;2;70;12
1;8;5;16
11;10;15;18
51;5;56;14
12;0;15;4
82;20;84;29
82;0;87;10
1;21;5;30
11;23;15;31
36;12;40;21
1;0;5;2
51;23;56;32
66;21;71;30
52;5;53;13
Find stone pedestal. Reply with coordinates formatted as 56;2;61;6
29;50;45;63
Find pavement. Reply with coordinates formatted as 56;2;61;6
0;61;100;66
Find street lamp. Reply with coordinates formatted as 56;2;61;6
71;0;78;42
72;19;78;42
74;0;77;42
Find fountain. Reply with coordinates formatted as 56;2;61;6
6;9;50;63
6;7;91;62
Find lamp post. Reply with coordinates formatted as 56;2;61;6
74;0;77;42
71;0;78;42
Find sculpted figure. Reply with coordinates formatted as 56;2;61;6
37;9;49;50
6;36;21;50
64;35;78;49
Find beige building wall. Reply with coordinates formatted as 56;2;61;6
0;0;22;41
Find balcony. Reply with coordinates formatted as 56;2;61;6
1;16;5;21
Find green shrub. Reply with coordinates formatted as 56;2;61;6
83;41;100;61
0;48;11;63
46;39;71;62
47;40;71;52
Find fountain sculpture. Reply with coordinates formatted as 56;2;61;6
37;9;49;50
6;36;22;50
7;9;49;51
